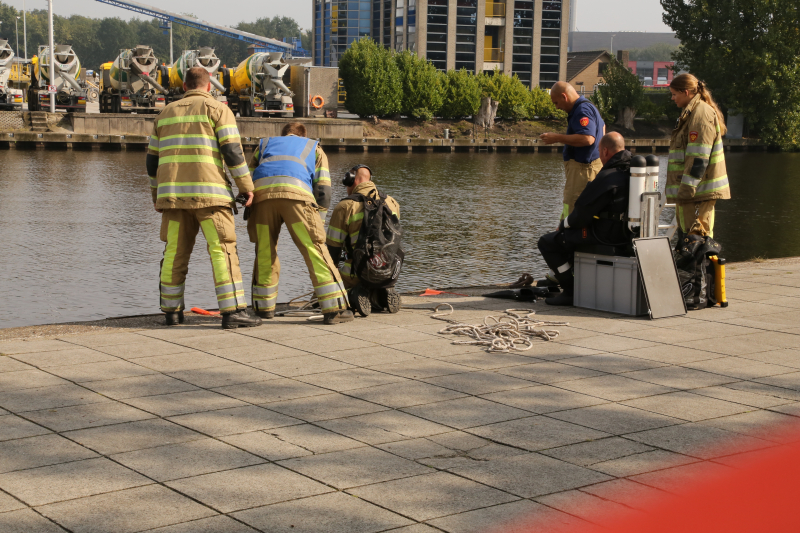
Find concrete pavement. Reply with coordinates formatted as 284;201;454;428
1;259;800;532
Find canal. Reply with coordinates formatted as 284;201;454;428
1;150;799;328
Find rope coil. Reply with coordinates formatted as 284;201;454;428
431;304;569;353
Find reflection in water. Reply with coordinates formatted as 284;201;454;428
1;149;798;327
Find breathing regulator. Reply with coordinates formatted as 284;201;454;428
342;164;372;186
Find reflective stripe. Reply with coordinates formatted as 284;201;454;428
314;167;331;183
340;261;353;275
669;150;685;160
199;219;231;284
261;155;306;166
149;176;158;189
157;183;234;200
253;284;278;297
667;164;684;172
148;137;159;151
253;176;314;196
318;295;346;312
158;155;223;167
349;232;359;245
217;295;242;312
160;283;184;295
696;175;729;195
326;226;346;243
215;126;240;140
557;262;571;274
160;295;184;311
160;220;181;284
685;144;712;157
711;142;724;155
215;281;243;297
158;114;214;128
157;135;219;151
291;221;333;284
709;154;724;165
256;224;273;286
229;162;249;177
681;175;701;187
315;281;345;297
561;203;569;220
348;212;364;225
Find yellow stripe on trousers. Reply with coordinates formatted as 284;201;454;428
199;219;231;284
257;224;272;285
160;220;181;284
290;221;332;284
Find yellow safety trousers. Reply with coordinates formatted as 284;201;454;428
677;200;717;237
247;198;348;314
562;158;603;220
159;207;247;313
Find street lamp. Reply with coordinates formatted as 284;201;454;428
23;0;27;60
16;17;20;58
611;33;617;56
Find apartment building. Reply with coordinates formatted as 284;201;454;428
312;0;569;89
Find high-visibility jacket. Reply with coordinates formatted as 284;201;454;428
667;94;731;204
248;135;332;210
146;90;253;210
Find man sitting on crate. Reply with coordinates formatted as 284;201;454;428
537;132;633;306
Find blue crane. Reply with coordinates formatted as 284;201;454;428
94;0;296;54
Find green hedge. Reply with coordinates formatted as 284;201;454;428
338;38;402;118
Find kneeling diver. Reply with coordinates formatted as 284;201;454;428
537;132;633;306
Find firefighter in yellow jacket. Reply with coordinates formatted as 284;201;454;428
247;123;351;324
667;74;731;237
146;67;261;329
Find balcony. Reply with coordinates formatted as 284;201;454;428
486;0;505;17
484;48;505;62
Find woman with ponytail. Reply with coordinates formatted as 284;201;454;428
667;73;731;238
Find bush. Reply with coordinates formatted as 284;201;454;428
394;50;445;121
478;69;530;120
439;68;482;119
338;38;402;118
529;87;565;120
638;98;664;123
588;88;615;125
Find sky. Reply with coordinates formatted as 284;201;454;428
5;0;672;33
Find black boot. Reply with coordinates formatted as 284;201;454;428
349;285;371;317
255;309;275;319
381;287;402;314
221;309;263;329
369;289;385;313
545;270;574;307
323;309;355;325
164;311;184;326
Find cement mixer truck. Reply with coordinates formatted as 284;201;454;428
28;45;87;112
221;52;294;117
157;47;227;104
99;46;166;114
0;39;23;111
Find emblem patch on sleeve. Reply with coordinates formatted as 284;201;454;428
580;117;590;127
689;131;699;142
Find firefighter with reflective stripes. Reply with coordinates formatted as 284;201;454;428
247;122;352;324
667;74;731;238
146;67;261;329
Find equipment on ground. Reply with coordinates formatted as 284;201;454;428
483;287;551;302
158;47;227;104
628;155;647;232
634;237;687;319
27;44;87;112
100;46;166;114
222;52;294;117
289;65;340;117
344;191;404;289
709;256;728;307
0;41;24;110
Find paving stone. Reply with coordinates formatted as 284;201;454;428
438;351;538;370
172;334;273;352
539;436;654;467
0;489;26;513
125;390;246;417
0;434;97;473
369;359;473;379
698;410;799;443
278;446;430;489
0;508;68;533
0;370;69;392
220;431;314;461
168;405;300;436
344;410;452;440
357;524;439;533
589;448;698;477
325;346;425;367
0;383;109;413
556;374;677;402
267;393;388;423
723;380;800;402
0;457;151;506
672;336;782;356
64;419;205;455
402;397;531;429
233;491;412;533
24;402;154;432
627;422;772;460
755;371;800;392
0;414;51;441
622;366;739;390
535;489;640;525
348;380;467;408
426;499;585;533
265;423;366;454
145;515;259;533
11;348;118;369
296;368;406;392
561;353;667;374
449;453;611;498
94;340;197;359
768;402;800;417
249;354;355;377
497;362;607;384
344;327;440;346
166;463;333;513
349;471;518;522
615;345;723;365
166;364;278;388
0;357;33;373
468;416;609;452
280;334;378;355
629;461;733;494
563;335;658;352
133;352;231;373
83;374;200;400
60;332;149;349
37;485;215;533
682;356;793;380
549;402;682;435
423;370;538;395
0;339;75;355
579;478;672;510
213;378;329;405
740;349;800;369
514;342;604;361
621;391;754;422
111;438;264;481
390;339;484;357
480;385;608;414
208;343;312;363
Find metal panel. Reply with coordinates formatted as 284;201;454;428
633;237;687;320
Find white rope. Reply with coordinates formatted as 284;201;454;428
431;305;569;353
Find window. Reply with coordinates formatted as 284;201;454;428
511;2;534;87
598;62;608;76
426;0;448;70
539;1;561;88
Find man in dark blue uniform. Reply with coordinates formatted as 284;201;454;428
540;82;606;221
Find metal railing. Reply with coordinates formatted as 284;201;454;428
484;48;504;62
486;0;505;17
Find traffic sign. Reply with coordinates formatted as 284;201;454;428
47;85;57;93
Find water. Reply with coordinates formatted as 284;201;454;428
1;149;799;328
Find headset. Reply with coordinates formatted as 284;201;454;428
342;164;372;187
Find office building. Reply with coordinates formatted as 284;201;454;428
312;0;569;89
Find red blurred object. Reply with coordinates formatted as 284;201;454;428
420;289;470;297
190;307;220;316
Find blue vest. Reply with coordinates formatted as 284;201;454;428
252;136;318;196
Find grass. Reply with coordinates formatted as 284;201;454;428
749;256;769;263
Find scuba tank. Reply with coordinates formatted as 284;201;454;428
628;155;647;232
645;155;659;193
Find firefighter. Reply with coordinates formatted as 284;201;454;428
247;123;352;324
668;73;731;238
325;164;402;314
540;81;606;220
537;132;633;306
146;67;261;329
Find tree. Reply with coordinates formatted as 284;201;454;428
529;86;564;119
592;59;644;130
478;68;530;121
439;68;481;119
661;0;800;147
394;50;444;120
338;37;402;118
